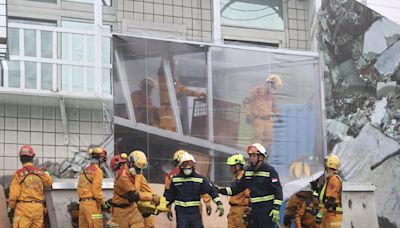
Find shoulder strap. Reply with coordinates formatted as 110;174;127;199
82;169;93;184
19;167;43;185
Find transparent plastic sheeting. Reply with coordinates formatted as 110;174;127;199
113;36;324;189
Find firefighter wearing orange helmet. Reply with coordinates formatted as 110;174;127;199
316;154;342;228
128;150;160;228
77;147;110;228
244;74;283;150
110;153;128;173
7;145;53;228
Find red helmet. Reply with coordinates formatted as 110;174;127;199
19;145;35;157
110;153;128;171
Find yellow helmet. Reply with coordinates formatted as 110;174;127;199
129;150;148;169
312;191;318;197
226;154;245;166
88;147;107;158
266;74;283;90
179;153;196;168
173;150;187;162
325;154;340;170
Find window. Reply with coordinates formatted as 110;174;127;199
220;0;284;30
62;0;111;6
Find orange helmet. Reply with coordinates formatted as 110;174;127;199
110;153;128;171
19;145;35;157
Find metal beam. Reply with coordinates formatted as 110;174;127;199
94;0;103;97
162;57;184;135
212;0;222;44
206;47;216;181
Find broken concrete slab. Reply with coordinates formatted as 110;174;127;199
376;81;397;98
371;97;388;127
375;41;400;78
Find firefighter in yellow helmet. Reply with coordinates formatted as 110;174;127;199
294;191;321;228
244;74;283;150
8;145;53;228
77;147;109;228
226;154;250;228
164;150;213;220
108;151;145;228
316;154;342;228
128;150;161;228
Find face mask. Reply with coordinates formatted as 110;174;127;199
183;168;193;176
129;168;137;176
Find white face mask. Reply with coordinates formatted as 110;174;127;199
183;168;193;176
129;168;137;176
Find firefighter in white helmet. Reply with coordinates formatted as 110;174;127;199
219;143;283;228
244;74;283;151
166;153;224;228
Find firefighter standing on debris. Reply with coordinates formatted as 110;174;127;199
158;59;206;132
316;154;343;228
129;150;161;228
244;74;283;151
294;191;321;228
77;147;110;228
108;153;145;228
7;145;53;228
164;150;213;219
219;143;283;228
225;154;250;228
166;153;225;228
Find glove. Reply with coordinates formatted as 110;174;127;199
102;201;111;212
216;204;224;217
206;204;212;216
316;211;323;224
127;191;140;203
269;209;280;223
8;207;14;222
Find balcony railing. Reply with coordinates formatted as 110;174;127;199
1;23;112;99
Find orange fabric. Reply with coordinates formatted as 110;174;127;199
229;170;250;206
132;90;159;126
135;173;154;202
8;163;52;228
227;205;248;228
112;164;137;205
164;166;180;191
324;174;342;207
78;201;103;228
77;164;106;205
294;201;320;228
144;215;155;228
110;204;145;228
321;213;342;228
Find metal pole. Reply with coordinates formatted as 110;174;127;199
94;0;103;97
206;47;215;182
212;0;222;44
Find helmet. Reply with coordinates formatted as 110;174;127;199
140;78;157;90
247;143;267;157
19;145;35;157
226;154;246;166
110;153;128;172
173;150;187;162
179;153;196;168
88;147;107;158
266;74;283;90
325;154;340;170
129;150;148;169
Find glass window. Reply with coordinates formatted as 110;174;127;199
41;31;53;58
8;28;19;55
25;62;37;89
41;63;53;90
8;61;20;88
71;66;84;92
220;0;284;30
24;29;36;57
62;0;111;6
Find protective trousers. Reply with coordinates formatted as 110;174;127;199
228;205;247;228
110;205;145;228
144;215;155;228
252;119;274;149
12;202;43;228
322;212;342;228
248;210;275;228
176;211;203;228
79;200;103;228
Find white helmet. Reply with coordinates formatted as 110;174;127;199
179;153;196;168
247;143;269;157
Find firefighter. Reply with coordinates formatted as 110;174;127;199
132;78;160;126
108;153;145;228
7;145;53;228
110;153;128;173
283;191;312;228
244;74;283;150
77;147;110;228
158;60;206;132
225;154;250;228
166;153;224;228
294;191;321;228
129;150;161;228
219;143;283;228
316;155;342;228
164;150;213;218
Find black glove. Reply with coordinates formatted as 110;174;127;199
127;191;140;203
218;188;227;195
206;204;212;216
8;207;14;222
325;197;336;211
